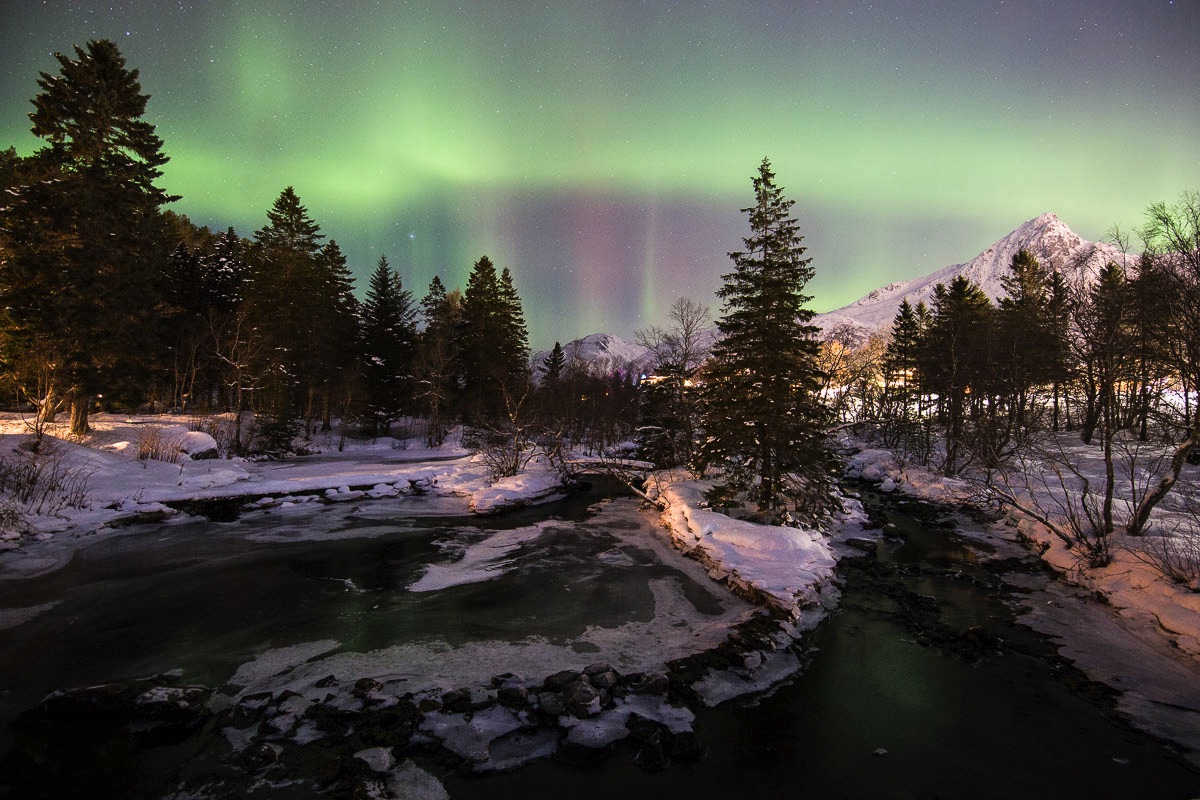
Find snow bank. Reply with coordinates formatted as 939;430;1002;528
467;459;566;514
845;441;1200;661
655;477;842;620
842;432;1200;769
0;414;577;551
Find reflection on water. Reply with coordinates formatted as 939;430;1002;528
446;487;1200;800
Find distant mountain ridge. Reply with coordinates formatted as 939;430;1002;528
532;332;651;376
814;213;1131;337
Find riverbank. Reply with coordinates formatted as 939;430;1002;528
0;413;571;576
6;414;1199;784
447;481;1200;800
843;442;1200;767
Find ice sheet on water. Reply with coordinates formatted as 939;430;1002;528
563;694;695;748
227;639;342;692
407;521;556;592
0;600;60;630
420;705;523;762
477;728;559;772
385;760;449;800
692;649;803;707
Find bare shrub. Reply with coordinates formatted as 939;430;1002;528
983;433;1113;568
468;388;535;481
0;444;93;532
1126;493;1200;591
472;427;535;481
0;500;22;536
135;426;183;463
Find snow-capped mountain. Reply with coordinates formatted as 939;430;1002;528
814;213;1131;337
532;332;650;376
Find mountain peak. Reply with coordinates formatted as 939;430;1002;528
816;214;1130;336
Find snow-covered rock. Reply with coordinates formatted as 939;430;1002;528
658;478;840;618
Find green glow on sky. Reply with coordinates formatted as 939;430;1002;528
3;1;1199;346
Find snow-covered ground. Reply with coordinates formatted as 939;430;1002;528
0;414;870;625
842;439;1200;659
0;413;568;575
842;436;1200;765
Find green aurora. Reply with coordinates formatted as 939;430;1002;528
2;1;1198;346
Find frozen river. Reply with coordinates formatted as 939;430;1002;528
1;481;1198;798
0;482;763;797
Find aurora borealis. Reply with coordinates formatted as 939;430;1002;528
3;1;1198;347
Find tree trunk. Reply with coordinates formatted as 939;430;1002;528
1126;429;1197;536
37;385;61;425
69;395;92;436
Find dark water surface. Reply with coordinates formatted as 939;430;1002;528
1;483;1198;799
0;481;745;797
447;488;1200;800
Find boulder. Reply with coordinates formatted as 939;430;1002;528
542;669;581;692
536;691;566;718
563;680;601;718
630;672;669;697
845;537;878;553
497;685;529;709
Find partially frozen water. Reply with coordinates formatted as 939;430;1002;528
0;484;757;796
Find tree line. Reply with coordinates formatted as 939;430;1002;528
4;39;1198;569
804;196;1200;567
0;40;556;449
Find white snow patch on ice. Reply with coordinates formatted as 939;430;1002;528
226;639;343;692
420;705;524;762
407;522;555;592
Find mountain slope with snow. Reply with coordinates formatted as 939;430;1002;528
532;332;650;376
815;213;1132;336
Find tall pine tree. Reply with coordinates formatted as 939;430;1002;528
241;194;361;440
459;256;530;423
360;255;417;433
921;276;994;473
0;40;177;434
417;275;461;445
697;159;836;523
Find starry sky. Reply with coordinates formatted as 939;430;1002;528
3;1;1198;348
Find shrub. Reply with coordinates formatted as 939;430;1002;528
0;444;92;533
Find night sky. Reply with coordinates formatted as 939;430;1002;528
3;1;1198;348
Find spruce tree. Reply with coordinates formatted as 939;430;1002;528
417;275;461;445
243;187;328;434
697;158;836;523
1046;269;1072;432
361;255;417;433
498;266;531;385
312;239;361;432
459;256;530;422
921;276;993;473
202;228;249;313
0;40;177;433
882;298;927;457
542;342;566;385
884;298;922;388
997;249;1053;432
